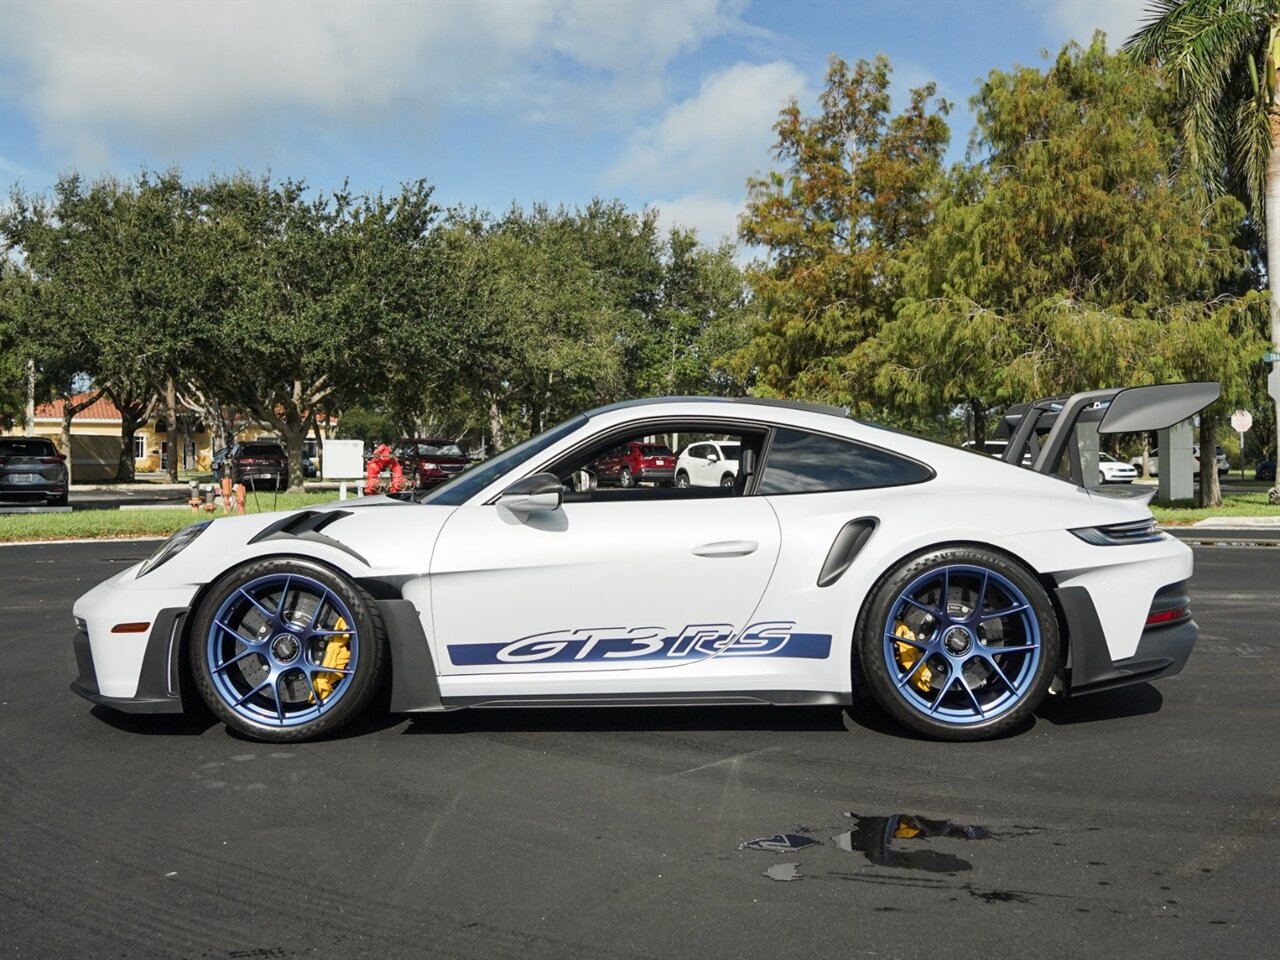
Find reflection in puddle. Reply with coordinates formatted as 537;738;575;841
764;862;802;882
834;814;991;873
740;834;822;853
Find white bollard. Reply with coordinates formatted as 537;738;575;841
339;481;347;501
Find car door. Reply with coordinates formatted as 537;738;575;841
428;495;782;676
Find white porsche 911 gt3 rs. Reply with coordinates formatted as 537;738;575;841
71;386;1215;743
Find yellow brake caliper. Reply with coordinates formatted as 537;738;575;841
893;621;933;694
310;616;351;703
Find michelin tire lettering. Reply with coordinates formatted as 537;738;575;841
448;621;833;666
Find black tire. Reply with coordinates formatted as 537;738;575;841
854;546;1059;741
619;466;635;488
189;557;387;742
675;470;690;489
49;494;68;507
720;473;735;488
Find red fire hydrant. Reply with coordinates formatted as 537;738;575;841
364;444;405;495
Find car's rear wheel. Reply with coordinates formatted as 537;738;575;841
190;558;387;742
855;547;1058;741
675;470;690;488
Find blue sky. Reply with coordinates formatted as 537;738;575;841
0;0;1148;246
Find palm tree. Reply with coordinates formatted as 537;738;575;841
1127;0;1279;501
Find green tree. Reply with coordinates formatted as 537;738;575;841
852;38;1258;504
206;177;441;490
732;54;951;402
1127;0;1280;464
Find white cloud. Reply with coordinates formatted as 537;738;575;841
605;60;808;197
651;192;744;246
0;0;749;164
1036;0;1149;49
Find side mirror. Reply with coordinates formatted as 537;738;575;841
498;472;563;514
706;451;719;463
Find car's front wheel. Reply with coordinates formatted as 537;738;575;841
619;466;635;488
190;558;387;742
855;547;1059;741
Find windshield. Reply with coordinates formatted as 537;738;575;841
417;443;464;457
419;416;587;506
640;444;673;456
241;443;284;456
0;438;56;456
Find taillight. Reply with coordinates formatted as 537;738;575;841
1146;605;1189;627
39;457;62;464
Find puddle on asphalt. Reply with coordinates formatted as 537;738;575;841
763;863;802;882
739;834;822;853
741;813;996;880
834;813;991;873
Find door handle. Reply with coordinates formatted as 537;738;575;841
692;540;759;558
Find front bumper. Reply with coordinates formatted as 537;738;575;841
71;607;189;713
71;571;199;711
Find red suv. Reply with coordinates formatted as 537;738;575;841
591;441;676;487
395;439;470;489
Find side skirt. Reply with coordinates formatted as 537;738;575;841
435;690;850;711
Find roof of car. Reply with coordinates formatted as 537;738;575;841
583;396;849;419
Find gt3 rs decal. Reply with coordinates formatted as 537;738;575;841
447;621;832;666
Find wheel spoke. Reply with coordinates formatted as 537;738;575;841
958;672;986;718
989;643;1037;653
308;627;355;637
304;662;353;678
902;595;943;619
973;571;990;621
981;603;1029;621
885;630;929;651
270;676;285;722
981;654;1021;695
213;618;260;645
894;654;931;690
233;680;271;708
309;588;330;629
237;587;277;622
213;648;258;675
927;672;955;714
940;568;951;613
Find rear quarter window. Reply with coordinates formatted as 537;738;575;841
758;427;933;494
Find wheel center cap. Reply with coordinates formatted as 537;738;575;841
943;626;972;655
270;633;301;663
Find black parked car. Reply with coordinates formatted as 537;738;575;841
1257;459;1277;482
0;437;68;506
216;441;288;491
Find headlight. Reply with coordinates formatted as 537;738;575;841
1069;518;1164;546
138;521;212;577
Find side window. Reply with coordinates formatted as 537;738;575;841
688;444;706;459
757;428;933;494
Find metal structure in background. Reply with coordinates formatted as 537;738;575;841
994;382;1222;490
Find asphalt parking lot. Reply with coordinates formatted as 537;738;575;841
1;541;1276;960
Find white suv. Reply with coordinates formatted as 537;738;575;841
1130;444;1228;478
675;440;741;488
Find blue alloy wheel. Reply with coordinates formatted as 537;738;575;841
205;573;361;728
881;564;1042;727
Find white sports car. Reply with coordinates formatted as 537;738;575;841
71;385;1216;743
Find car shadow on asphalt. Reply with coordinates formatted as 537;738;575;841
1034;683;1164;726
89;704;220;736
400;704;852;735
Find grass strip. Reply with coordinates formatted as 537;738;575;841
1149;491;1278;525
0;492;343;543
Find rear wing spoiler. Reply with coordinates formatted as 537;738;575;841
993;382;1221;485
